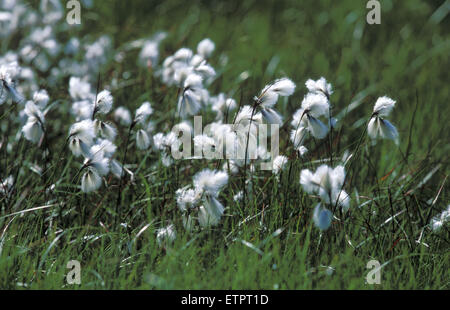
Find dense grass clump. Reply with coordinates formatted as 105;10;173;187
0;0;448;289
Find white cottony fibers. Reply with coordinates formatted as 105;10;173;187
91;139;117;158
261;107;283;125
184;169;229;228
0;63;24;104
305;77;333;98
110;159;123;179
298;145;308;157
161;152;173;167
173;48;193;61
256;89;278;109
71;100;94;120
202;195;224;225
136;129;151;150
313;203;333;231
270;78;296;96
24;101;44;121
134;101;153;124
84;147;110;176
172;121;193;137
256;77;295;110
233;191;244;202
156;224;176;246
306;114;329;139
198;205;218;227
177;73;203;118
368;96;399;144
234;105;262;127
33;89;49;108
22;101;45;144
291;93;330;140
194;134;216;156
22;121;43;144
81;168;102;193
176;187;198;212
195;62;216;80
222;160;239;175
197;38;215;58
300;164;350;211
372;96;396;117
272;155;288;174
68;119;96;157
193;169;228;197
300;93;329;118
94;119;117;141
95;90;113;114
367;117;399;142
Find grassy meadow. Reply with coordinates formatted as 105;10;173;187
0;0;449;289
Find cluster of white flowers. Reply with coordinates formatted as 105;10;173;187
67;77;130;193
0;1;409;244
158;39;217;119
290;77;334;156
176;169;229;229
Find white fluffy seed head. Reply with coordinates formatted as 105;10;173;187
301;93;329;118
176;187;198;212
69;77;92;100
95;90;113;114
257;89;278;109
272;155;288;174
33;89;49;108
69;119;95;144
156;224;176;246
94;119;117;140
184;73;203;89
306;116;329;139
85;148;110;176
373;96;396;117
22;120;43;144
173;48;193;61
197;38;215;58
136;129;151;150
305;77;333;97
368;117;399;144
271;78;296;96
135;101;153;123
193;169;228;197
81;168;102;193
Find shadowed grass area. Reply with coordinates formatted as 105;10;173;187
0;0;448;289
